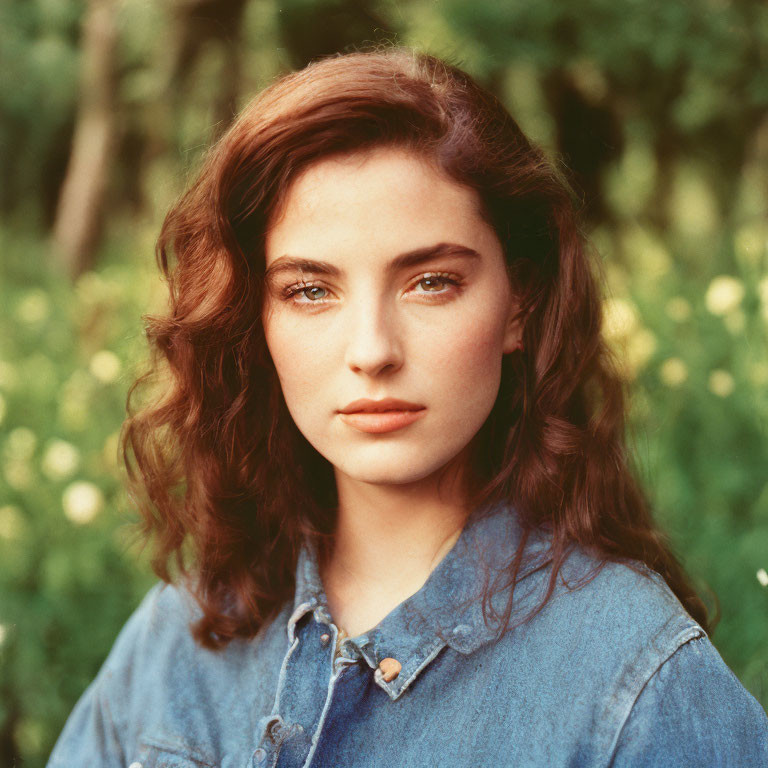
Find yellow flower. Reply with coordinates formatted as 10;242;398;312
62;481;104;525
41;439;81;481
89;350;121;384
708;369;735;397
659;358;688;387
705;275;745;316
603;297;639;341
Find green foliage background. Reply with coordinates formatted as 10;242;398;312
1;0;767;764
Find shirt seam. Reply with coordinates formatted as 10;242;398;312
301;631;356;767
137;735;216;766
603;624;705;766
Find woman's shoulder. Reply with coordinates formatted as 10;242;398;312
502;545;768;763
84;581;208;711
536;548;719;697
105;581;199;662
608;631;768;765
84;578;293;727
47;581;294;766
103;579;292;674
536;543;704;647
483;506;703;650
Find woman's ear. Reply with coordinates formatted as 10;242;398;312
502;303;525;354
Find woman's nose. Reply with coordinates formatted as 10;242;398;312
343;297;404;377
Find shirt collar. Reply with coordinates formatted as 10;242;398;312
288;500;553;701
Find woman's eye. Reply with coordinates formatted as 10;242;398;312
283;283;330;303
281;272;462;306
412;273;461;294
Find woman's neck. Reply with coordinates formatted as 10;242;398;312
319;472;472;637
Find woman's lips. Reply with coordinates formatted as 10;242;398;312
338;409;426;434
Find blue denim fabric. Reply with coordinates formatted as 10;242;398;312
48;501;768;767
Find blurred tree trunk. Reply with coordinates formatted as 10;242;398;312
542;71;623;227
0;696;20;768
166;0;249;134
133;0;248;216
276;0;393;70
51;0;118;279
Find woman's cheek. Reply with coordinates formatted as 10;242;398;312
435;318;505;385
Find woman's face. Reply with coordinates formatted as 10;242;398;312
262;146;522;489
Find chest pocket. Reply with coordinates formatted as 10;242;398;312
134;735;216;768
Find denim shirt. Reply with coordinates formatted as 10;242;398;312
48;501;768;767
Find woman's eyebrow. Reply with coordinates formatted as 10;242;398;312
264;242;481;279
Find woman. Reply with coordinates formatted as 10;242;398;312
48;46;768;767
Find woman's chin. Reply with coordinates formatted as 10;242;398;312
331;453;466;488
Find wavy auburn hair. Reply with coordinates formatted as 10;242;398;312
121;45;714;649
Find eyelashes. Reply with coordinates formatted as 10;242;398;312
279;272;464;307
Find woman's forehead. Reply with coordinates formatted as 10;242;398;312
264;147;492;268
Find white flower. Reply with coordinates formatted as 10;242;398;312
659;358;688;387
708;369;735;398
665;297;692;323
89;350;121;384
41;439;81;481
705;275;744;316
757;568;768;588
62;481;104;525
603;297;639;341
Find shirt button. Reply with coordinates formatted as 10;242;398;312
253;747;267;765
319;632;330;646
376;657;402;682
